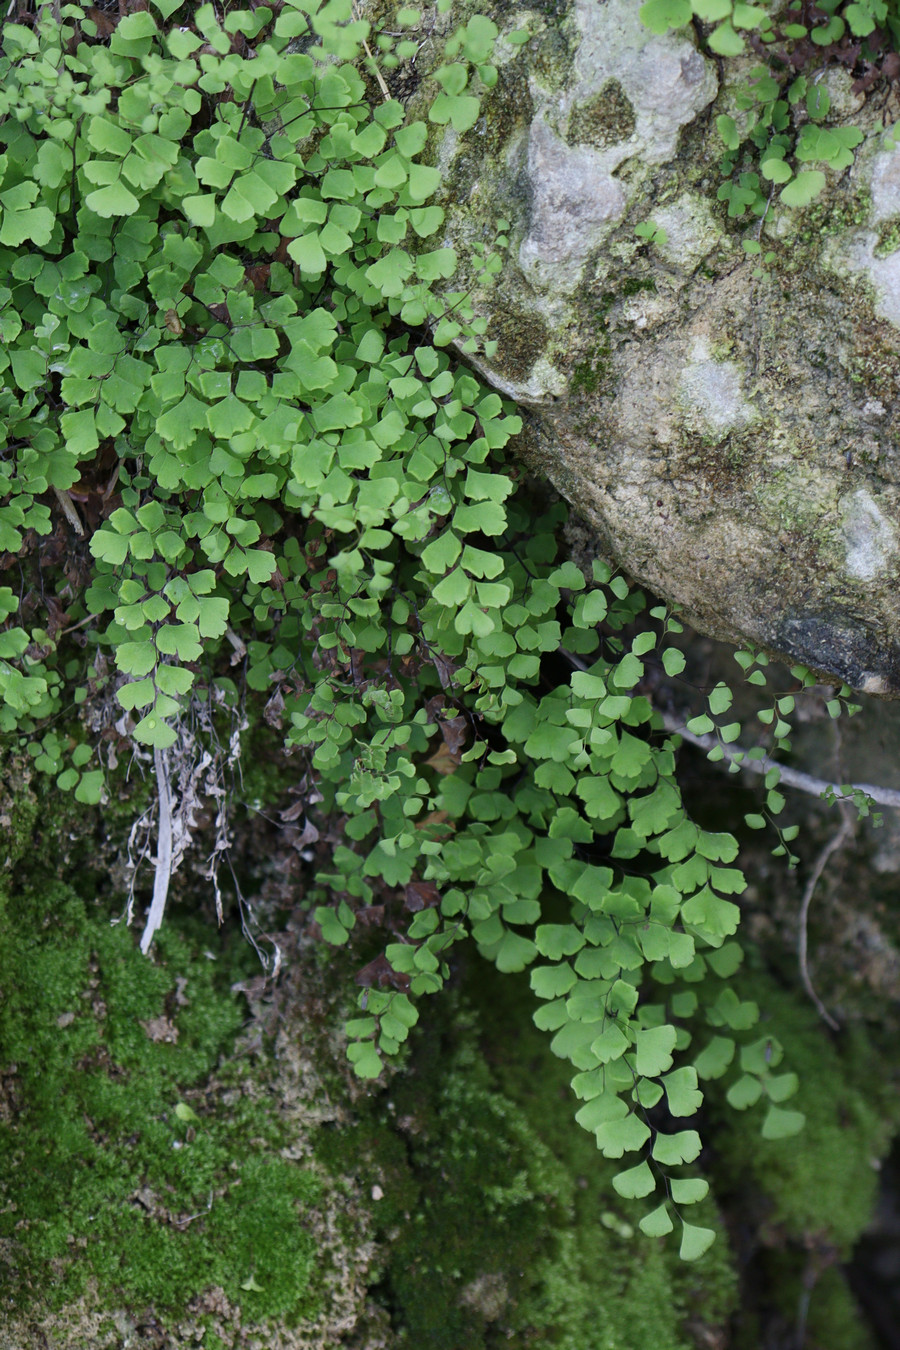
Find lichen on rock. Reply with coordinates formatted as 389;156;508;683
567;79;636;150
429;0;900;693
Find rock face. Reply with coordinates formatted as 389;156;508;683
428;0;900;693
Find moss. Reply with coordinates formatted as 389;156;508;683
0;806;322;1332
674;428;756;495
487;306;550;381
201;1333;229;1350
708;970;899;1253
801;1267;878;1350
318;964;736;1350
569;281;653;397
731;1263;877;1350
620;276;656;298
843;320;900;402
0;755;37;870
469;967;737;1349
791;187;873;253
570;351;611;396
477;61;534;158
522;15;576;90
490;0;571;18
318;1006;561;1350
874;216;900;258
568;81;636;149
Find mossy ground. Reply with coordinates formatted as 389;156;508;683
0;757;345;1347
707;966;900;1251
2;762;732;1349
318;962;737;1350
0;870;323;1330
4;750;900;1350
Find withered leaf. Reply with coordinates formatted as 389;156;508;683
425;741;459;776
264;686;285;728
354;953;410;992
292;817;320;849
440;715;467;755
355;904;385;927
405;880;439;912
279;796;306;823
245;264;271;290
415;809;451;833
86;6;117;35
431;650;458;689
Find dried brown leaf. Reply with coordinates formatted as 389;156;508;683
425;742;460;776
440;715;467;755
354;953;410;991
405;879;439;912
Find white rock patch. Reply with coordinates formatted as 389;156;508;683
841;488;898;581
518;118;625;291
863;246;900;328
518;0;716;293
870;144;900;223
832;145;900;326
653;193;724;271
572;0;717;164
825;232;900;329
677;339;756;435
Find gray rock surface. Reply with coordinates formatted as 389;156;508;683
423;0;900;693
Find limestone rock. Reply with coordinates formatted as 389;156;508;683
427;0;900;693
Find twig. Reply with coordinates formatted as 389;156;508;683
797;807;854;1032
52;487;84;537
559;649;900;809
171;1191;214;1229
59;612;96;635
364;39;391;100
140;746;174;956
353;2;391;100
660;709;900;810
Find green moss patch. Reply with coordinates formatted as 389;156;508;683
319;969;737;1350
708;972;899;1253
0;871;319;1327
487;306;551;381
568;81;636;150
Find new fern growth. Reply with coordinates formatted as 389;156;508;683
641;0;900;230
0;0;869;1261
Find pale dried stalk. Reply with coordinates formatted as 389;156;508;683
123;799;155;929
353;2;391;100
140;746;174;955
52;487;84;536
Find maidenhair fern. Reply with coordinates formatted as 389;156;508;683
0;0;872;1261
641;0;900;250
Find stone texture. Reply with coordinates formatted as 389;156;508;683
421;1;900;693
